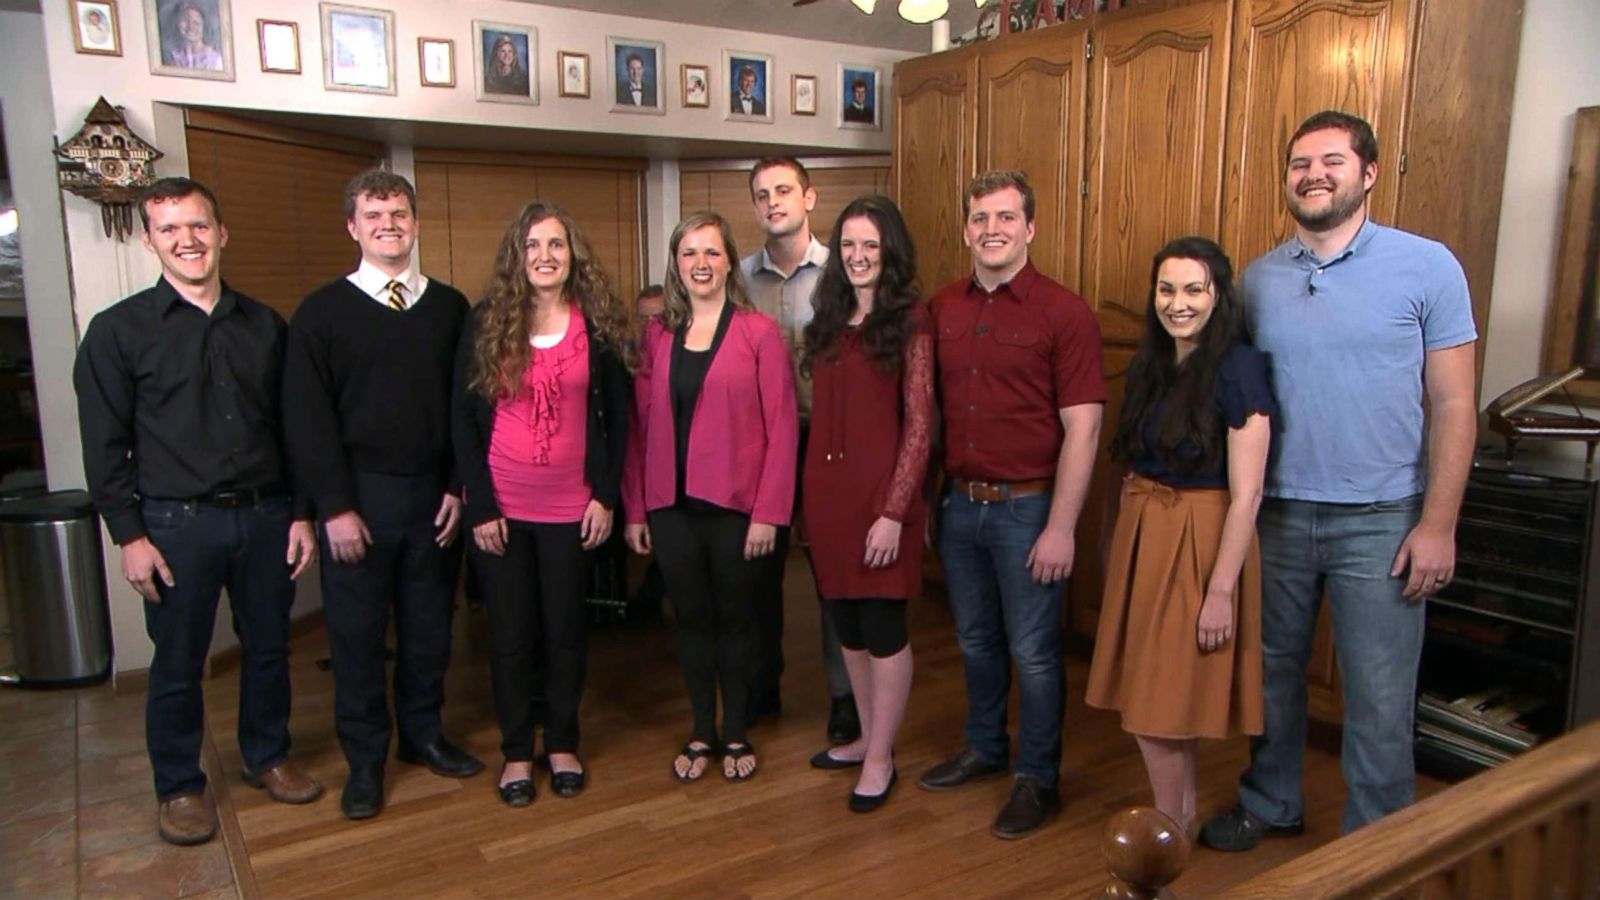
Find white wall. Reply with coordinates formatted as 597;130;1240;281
0;9;80;491
28;0;907;674
1480;0;1600;403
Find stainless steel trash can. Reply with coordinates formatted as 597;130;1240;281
0;489;112;686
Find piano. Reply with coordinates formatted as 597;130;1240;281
1486;367;1600;465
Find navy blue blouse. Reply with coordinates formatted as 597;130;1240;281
1130;343;1276;489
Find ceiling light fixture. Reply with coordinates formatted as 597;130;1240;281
897;0;949;23
851;0;877;13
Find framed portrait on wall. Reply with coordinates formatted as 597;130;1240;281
838;63;881;130
681;63;710;109
256;19;299;74
319;3;395;95
791;74;817;116
607;38;663;114
473;20;538;105
558;50;589;99
143;0;234;80
724;50;772;124
71;0;122;56
418;37;454;88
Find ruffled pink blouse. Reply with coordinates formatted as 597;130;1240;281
488;310;592;523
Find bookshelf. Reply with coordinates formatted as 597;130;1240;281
1417;448;1600;777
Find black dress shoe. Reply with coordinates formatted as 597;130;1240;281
809;748;864;770
849;769;898;813
397;737;485;778
550;769;586;799
828;695;861;746
1197;804;1304;852
340;767;384;820
917;747;1007;791
991;775;1060;839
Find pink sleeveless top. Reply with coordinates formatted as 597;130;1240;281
488;310;592;523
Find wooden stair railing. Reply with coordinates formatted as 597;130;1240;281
1100;719;1600;898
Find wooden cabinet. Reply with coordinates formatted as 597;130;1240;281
892;50;979;293
977;24;1089;289
1083;0;1231;345
893;0;1523;725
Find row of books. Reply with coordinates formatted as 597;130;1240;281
1417;687;1546;767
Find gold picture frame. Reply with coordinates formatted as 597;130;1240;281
256;19;299;74
558;50;590;99
418;37;455;88
70;0;122;56
680;63;709;109
791;73;817;116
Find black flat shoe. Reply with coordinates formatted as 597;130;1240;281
397;737;485;779
849;769;898;813
498;778;535;807
340;766;384;820
809;748;864;770
550;769;586;799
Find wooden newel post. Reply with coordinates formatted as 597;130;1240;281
1100;807;1189;899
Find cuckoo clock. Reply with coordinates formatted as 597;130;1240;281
54;98;163;240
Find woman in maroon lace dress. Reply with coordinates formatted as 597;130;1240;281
801;195;934;813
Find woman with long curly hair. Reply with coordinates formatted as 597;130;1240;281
799;196;933;813
1084;236;1273;835
622;211;798;784
452;201;633;806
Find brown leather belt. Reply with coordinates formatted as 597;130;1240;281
951;477;1053;504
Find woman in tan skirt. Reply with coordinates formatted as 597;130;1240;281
1085;236;1273;834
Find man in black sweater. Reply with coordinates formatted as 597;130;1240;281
284;170;481;821
75;178;323;846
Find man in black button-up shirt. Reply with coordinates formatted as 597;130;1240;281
74;178;324;847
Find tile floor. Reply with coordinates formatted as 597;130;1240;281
0;633;241;900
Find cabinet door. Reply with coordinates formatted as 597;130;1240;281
976;25;1089;290
1221;0;1414;267
893;50;979;294
1082;0;1232;345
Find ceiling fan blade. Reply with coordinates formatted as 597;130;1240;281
792;0;825;6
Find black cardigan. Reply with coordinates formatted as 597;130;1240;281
452;303;631;528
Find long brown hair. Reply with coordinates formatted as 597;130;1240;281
470;201;634;399
660;211;754;331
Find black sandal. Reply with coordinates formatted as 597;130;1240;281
723;742;758;782
672;742;714;782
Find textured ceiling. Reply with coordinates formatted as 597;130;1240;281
510;0;990;52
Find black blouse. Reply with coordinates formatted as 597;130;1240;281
670;301;734;508
1130;343;1276;489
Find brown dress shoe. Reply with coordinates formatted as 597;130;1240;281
991;775;1060;840
243;761;325;804
917;747;1007;792
157;793;218;846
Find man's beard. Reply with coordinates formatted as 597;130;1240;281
1288;182;1366;233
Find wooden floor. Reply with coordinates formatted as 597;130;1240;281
196;554;1443;899
0;552;1446;899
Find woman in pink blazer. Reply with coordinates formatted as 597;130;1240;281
624;211;799;783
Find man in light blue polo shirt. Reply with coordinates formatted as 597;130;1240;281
1200;111;1478;849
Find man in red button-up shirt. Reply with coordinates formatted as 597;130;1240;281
916;170;1105;839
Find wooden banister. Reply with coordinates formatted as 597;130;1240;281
1221;719;1600;899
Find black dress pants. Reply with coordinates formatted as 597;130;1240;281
486;519;589;759
320;470;462;771
649;505;762;746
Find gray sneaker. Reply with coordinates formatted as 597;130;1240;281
1197;804;1304;852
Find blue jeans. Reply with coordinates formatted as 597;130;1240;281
938;490;1065;786
1238;496;1424;834
141;496;297;800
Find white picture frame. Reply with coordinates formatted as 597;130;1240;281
473;20;538;105
144;0;235;81
319;2;395;95
724;49;773;125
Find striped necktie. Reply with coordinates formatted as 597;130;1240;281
384;279;407;311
